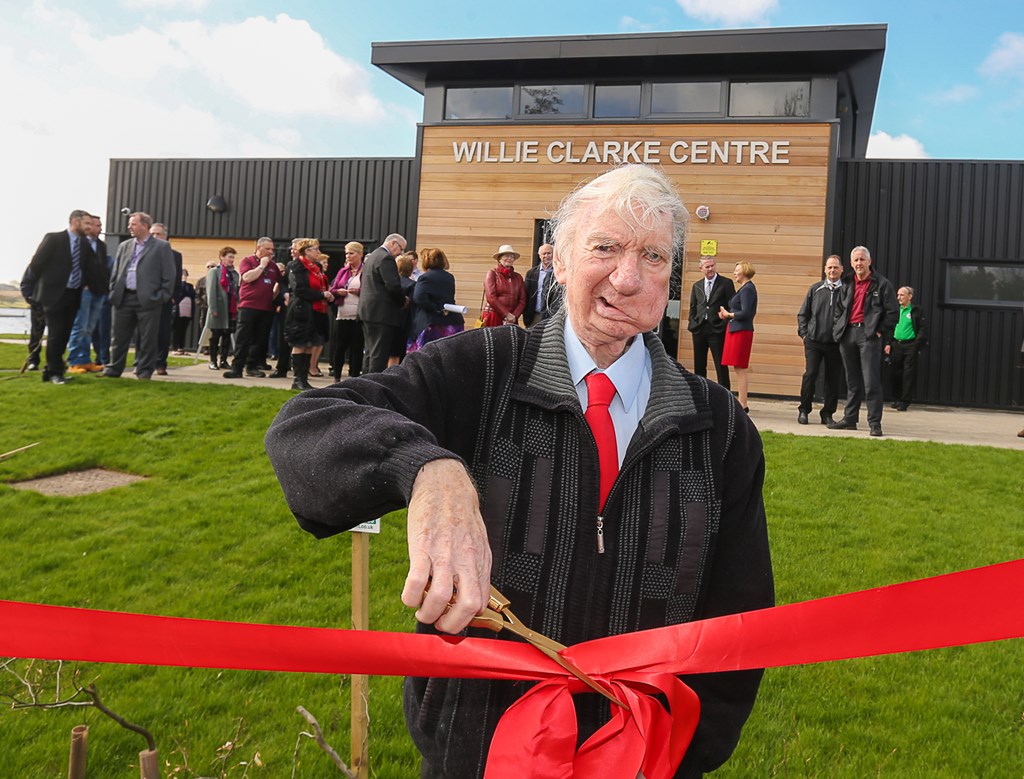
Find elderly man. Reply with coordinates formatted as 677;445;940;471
885;286;927;411
357;232;407;373
829;245;899;436
796;254;844;425
523;242;558;325
103;212;176;380
266;166;773;779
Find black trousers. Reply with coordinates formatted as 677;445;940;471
155;300;173;369
331;318;364;380
209;326;234;364
362;321;398;374
839;324;884;427
690;326;730;390
42;287;82;378
889;339;920;405
27;300;46;365
171;316;191;352
798;339;842;416
231;308;274;371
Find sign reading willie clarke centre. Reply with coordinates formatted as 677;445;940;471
452;138;791;165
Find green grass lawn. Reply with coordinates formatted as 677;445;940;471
2;341;1023;777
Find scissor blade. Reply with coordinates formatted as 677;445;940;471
525;636;626;707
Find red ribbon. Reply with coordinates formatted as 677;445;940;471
4;559;1024;777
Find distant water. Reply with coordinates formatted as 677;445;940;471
0;307;33;334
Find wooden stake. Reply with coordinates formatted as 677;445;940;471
68;724;88;779
139;748;159;779
351;531;370;779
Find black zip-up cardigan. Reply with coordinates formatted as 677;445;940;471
266;310;774;778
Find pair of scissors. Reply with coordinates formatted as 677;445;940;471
469;586;626;707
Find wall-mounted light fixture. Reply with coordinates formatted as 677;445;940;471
695;205;711;221
206;195;228;214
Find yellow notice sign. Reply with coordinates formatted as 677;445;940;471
700;240;718;256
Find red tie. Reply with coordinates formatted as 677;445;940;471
584;371;618;511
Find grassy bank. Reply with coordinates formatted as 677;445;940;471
2;342;1022;776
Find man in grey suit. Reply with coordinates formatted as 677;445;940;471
687;256;735;389
103;212;176;380
357;232;407;373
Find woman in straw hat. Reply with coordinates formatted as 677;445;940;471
480;244;526;327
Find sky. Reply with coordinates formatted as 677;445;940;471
2;0;1023;286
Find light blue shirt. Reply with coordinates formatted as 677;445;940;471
563;314;652;467
535;266;553;311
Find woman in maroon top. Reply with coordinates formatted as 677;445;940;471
481;244;526;327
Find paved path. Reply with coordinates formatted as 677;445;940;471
157;361;1024;451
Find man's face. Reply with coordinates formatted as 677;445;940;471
850;248;872;279
127;215;149;240
538;245;553;269
388;238;407;256
70;214;88;236
149;225;167;241
824;258;843;282
700;258;717;280
222;253;236;267
256;241;274;259
553;205;673;359
897;287;912;307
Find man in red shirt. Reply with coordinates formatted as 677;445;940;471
828;245;899;436
224;237;281;378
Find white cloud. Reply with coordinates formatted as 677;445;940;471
934;84;979;103
120;0;210;9
676;0;778;26
0;6;396;285
620;16;658;32
866;131;930;159
979;32;1024;80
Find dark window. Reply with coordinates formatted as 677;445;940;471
445;87;514;120
729;81;810;117
946;263;1024;306
650;82;722;115
519;84;585;116
594;84;641;118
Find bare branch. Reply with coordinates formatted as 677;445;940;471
82;685;157;752
295;706;355;778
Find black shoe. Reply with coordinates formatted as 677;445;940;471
245;369;267;378
869;426;884;437
256;363;272;372
27;362;39;371
100;370;121;378
219;361;230;369
890;402;899;409
827;419;857;430
209;362;219;370
896;402;909;411
50;374;69;385
820;413;835;426
797;411;809;425
223;370;244;379
269;370;288;379
136;373;152;381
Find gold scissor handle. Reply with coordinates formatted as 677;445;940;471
468;586;625;707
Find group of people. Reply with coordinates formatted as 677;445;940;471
191;234;468;391
688;246;926;437
24;210;180;383
479;242;561;328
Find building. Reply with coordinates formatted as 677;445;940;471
106;24;1024;409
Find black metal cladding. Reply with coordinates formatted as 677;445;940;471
832;159;1024;410
106;157;418;245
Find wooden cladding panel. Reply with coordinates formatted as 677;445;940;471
416;123;833;398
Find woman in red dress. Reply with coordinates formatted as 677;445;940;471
719;261;758;412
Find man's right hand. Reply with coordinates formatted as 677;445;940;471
402;459;492;635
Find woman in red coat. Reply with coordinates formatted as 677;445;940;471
481;244;526;327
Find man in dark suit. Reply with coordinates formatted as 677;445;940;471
28;209;108;384
103;211;176;380
687;256;735;389
523;243;558;326
357;232;407;373
150;222;183;375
